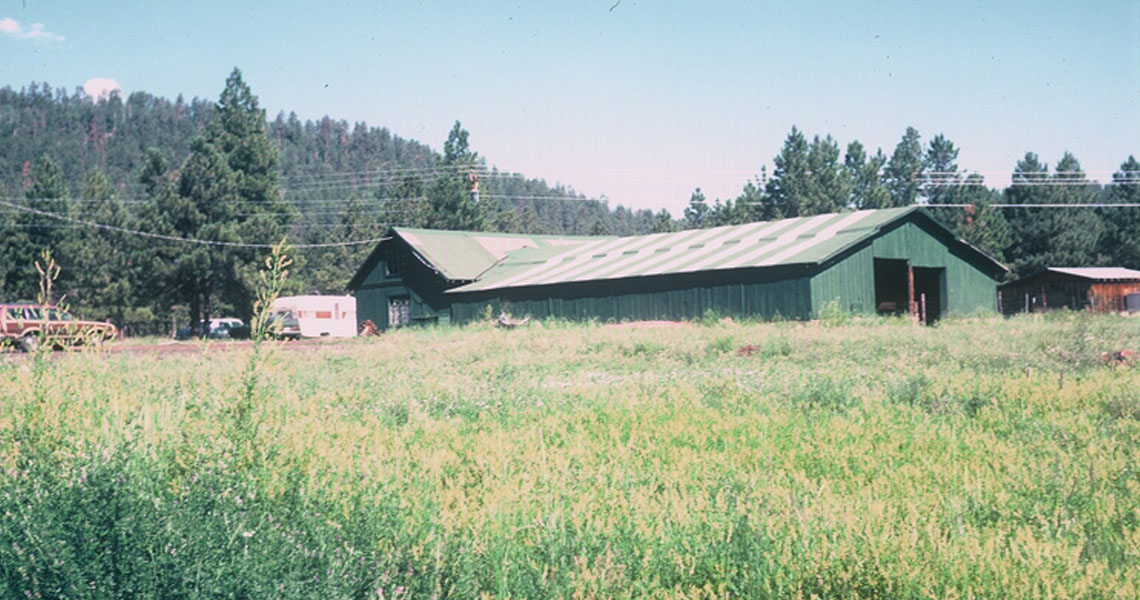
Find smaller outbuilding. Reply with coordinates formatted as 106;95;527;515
998;267;1140;315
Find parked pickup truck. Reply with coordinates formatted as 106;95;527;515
0;304;118;352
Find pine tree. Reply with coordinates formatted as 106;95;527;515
150;68;291;332
1004;152;1103;277
883;127;924;206
844;141;890;209
684;188;709;229
734;174;766;222
4;155;70;300
922;134;960;206
928;173;1011;264
651;208;677;233
378;172;430;227
67;170;147;328
803;135;850;215
1098;156;1140;268
426;121;484;231
763;127;811;219
299;194;383;294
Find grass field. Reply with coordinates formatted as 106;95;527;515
2;313;1138;598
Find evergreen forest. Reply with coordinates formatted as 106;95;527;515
1;71;1137;333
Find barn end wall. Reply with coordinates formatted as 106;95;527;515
352;238;456;330
447;266;814;325
810;217;1002;317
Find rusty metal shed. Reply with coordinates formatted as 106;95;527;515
998;267;1140;315
348;207;1008;330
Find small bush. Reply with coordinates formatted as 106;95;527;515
706;335;735;356
888;373;931;408
1103;393;1140;421
698;308;723;327
817;299;853;327
761;334;793;358
792;375;853;411
624;341;664;357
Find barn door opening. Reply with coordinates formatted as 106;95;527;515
388;295;411;328
913;267;945;324
874;258;910;316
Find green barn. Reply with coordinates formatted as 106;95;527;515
347;207;1007;329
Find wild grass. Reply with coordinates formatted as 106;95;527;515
1;312;1139;598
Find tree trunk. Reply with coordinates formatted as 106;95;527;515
189;278;202;338
201;281;212;340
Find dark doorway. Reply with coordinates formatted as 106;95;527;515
912;267;945;324
874;258;910;316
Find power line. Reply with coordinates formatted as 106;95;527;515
923;180;1139;187
923;203;1140;208
4;190;606;210
0;199;390;248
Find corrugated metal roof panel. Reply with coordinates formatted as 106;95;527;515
1047;267;1140;280
449;208;924;292
392;227;600;281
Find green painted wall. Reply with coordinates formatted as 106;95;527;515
448;266;813;324
352;239;457;330
809;218;1002;317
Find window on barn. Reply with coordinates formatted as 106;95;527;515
388;296;411;327
385;250;409;276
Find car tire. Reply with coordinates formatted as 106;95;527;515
20;334;40;353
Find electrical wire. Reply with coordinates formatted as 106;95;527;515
0;198;390;248
924;203;1140;208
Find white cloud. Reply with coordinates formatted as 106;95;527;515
83;78;122;100
1;17;64;42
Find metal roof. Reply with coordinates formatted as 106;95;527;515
444;207;1001;293
1044;267;1140;281
387;228;601;282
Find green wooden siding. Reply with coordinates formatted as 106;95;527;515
352;239;458;329
809;219;1001;317
449;267;813;324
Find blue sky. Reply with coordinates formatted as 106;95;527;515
2;1;1138;215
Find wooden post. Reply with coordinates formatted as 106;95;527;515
920;293;927;325
908;261;916;319
1041;285;1047;310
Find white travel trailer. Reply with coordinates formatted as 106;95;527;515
270;295;357;338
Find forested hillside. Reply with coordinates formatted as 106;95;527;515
0;73;655;333
0;72;1136;334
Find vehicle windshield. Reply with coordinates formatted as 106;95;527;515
271;310;298;324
